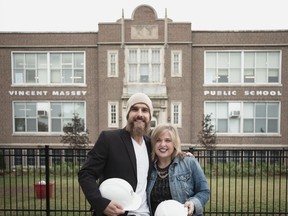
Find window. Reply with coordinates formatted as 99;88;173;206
51;102;85;132
12;52;85;85
14;149;23;166
108;51;119;77
171;101;182;127
243;102;279;133
208;150;280;164
126;47;163;83
171;50;182;77
205;101;280;134
14;101;85;133
205;51;280;85
13;53;48;84
150;116;157;128
12;148;88;168
244;52;280;84
108;101;119;128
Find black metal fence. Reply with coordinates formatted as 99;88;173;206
0;146;287;216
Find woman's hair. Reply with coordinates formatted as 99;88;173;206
150;123;184;162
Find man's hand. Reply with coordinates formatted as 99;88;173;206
185;151;195;158
103;201;125;216
184;200;194;216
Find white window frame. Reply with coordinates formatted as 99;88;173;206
12;51;86;86
125;46;164;83
108;101;119;128
107;50;119;77
13;101;86;134
204;50;281;86
171;50;182;77
171;101;182;127
204;101;280;135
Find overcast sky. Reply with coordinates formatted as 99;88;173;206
1;0;287;32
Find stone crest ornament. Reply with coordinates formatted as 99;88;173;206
131;25;158;39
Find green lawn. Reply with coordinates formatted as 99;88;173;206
205;176;287;215
0;174;287;215
0;174;91;216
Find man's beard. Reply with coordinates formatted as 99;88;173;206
127;116;150;136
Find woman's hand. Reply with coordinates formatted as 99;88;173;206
184;200;194;216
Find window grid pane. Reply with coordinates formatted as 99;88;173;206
128;48;162;83
172;102;181;127
13;52;84;85
205;51;280;84
110;105;116;124
173;105;179;124
110;54;116;76
206;102;279;134
172;52;180;75
108;102;118;127
14;102;85;133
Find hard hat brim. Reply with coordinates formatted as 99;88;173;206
123;192;142;211
155;200;188;216
99;178;142;211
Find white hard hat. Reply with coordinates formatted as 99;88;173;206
155;200;188;216
99;178;141;211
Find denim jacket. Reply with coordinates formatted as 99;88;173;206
147;155;210;216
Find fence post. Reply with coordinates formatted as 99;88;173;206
45;145;50;216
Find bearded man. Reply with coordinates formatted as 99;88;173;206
78;93;153;216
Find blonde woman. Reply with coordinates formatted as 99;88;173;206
147;123;210;216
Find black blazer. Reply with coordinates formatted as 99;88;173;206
78;128;152;216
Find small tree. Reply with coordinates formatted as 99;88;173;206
197;114;216;149
60;113;90;148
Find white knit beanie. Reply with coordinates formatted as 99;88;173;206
126;93;153;119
